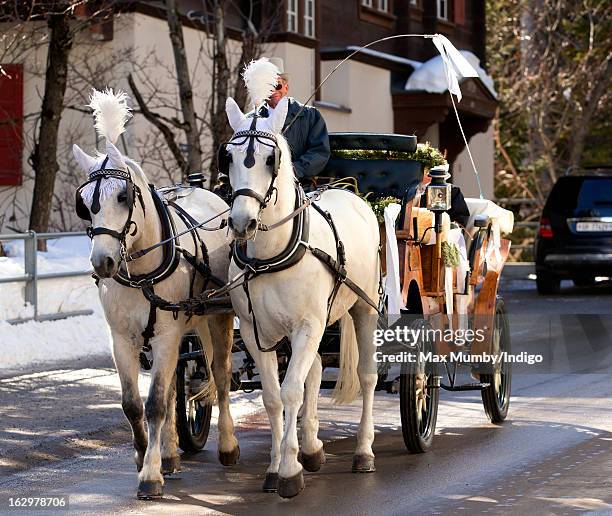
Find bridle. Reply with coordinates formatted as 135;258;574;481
218;116;282;219
75;156;145;264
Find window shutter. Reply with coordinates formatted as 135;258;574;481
0;64;24;186
454;0;465;25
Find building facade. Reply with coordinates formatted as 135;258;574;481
0;0;495;232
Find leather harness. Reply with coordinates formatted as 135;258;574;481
224;126;382;353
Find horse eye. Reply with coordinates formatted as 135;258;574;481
266;155;274;167
117;192;127;203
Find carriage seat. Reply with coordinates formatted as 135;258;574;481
323;133;423;201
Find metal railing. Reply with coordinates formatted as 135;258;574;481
0;231;94;324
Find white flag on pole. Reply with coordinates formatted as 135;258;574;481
432;34;479;102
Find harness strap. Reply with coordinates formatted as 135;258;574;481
139;298;157;370
309;247;381;313
232;188;266;205
311;203;347;321
242;271;286;353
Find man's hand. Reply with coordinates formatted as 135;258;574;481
213;174;232;202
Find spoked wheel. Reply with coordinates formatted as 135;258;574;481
175;332;213;453
400;320;440;453
481;298;512;424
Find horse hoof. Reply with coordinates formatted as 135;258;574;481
218;445;240;466
298;447;326;472
278;471;305;499
137;480;163;500
161;455;181;475
352;454;376;473
262;472;279;493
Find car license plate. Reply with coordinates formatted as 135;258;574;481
576;222;612;232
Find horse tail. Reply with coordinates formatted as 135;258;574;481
332;313;361;404
190;323;218;404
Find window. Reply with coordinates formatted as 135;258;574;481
0;64;23;186
437;0;448;20
287;0;297;33
304;0;315;38
410;0;417;4
361;0;373;7
378;0;388;11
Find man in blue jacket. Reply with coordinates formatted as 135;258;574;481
252;57;331;180
216;58;330;197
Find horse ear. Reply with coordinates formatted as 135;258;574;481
269;96;288;135
105;140;126;169
72;144;97;174
226;97;246;131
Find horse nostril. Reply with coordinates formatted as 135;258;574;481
105;256;115;273
247;219;257;233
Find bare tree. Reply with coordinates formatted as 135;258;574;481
488;0;611;259
128;0;281;187
29;4;74;247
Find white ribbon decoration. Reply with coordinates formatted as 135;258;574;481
383;203;406;315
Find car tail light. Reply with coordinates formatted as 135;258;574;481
539;217;554;238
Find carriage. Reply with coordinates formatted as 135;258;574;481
176;131;514;455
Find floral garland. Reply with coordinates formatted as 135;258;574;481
331;142;447;171
331;143;447;223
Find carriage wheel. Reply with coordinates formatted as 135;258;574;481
400;320;439;453
480;298;512;424
175;333;213;453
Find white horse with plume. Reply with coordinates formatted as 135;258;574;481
74;89;238;500
224;58;381;498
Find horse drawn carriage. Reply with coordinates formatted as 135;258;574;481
178;131;514;456
76;85;514;500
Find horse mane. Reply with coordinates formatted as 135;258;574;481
275;133;297;183
89;88;132;144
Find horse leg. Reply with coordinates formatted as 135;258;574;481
137;328;181;500
240;330;283;493
298;354;325;472
206;313;240;466
111;330;147;472
160;369;180;475
277;322;324;498
350;302;378;473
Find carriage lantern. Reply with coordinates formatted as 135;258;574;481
426;164;452;213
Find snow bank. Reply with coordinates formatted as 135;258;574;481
0;235;100;320
0;235;109;371
0;313;111;370
405;50;497;98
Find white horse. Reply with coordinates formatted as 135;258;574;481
224;96;380;498
73;90;238;500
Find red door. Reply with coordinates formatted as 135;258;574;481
0;64;24;186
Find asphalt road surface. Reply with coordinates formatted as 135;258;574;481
1;278;611;515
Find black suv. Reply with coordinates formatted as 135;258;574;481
535;167;612;294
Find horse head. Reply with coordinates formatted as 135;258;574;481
74;89;146;278
223;96;292;241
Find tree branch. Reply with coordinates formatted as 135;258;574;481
128;73;188;176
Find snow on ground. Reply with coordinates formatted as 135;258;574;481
0;235;109;371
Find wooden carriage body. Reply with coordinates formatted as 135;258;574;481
322;133;512;333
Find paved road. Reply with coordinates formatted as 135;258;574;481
0;279;611;515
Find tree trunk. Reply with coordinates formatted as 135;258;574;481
29;10;73;250
207;0;232;188
568;59;611;170
165;0;202;180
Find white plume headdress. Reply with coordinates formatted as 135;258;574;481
242;58;280;109
88;88;132;144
